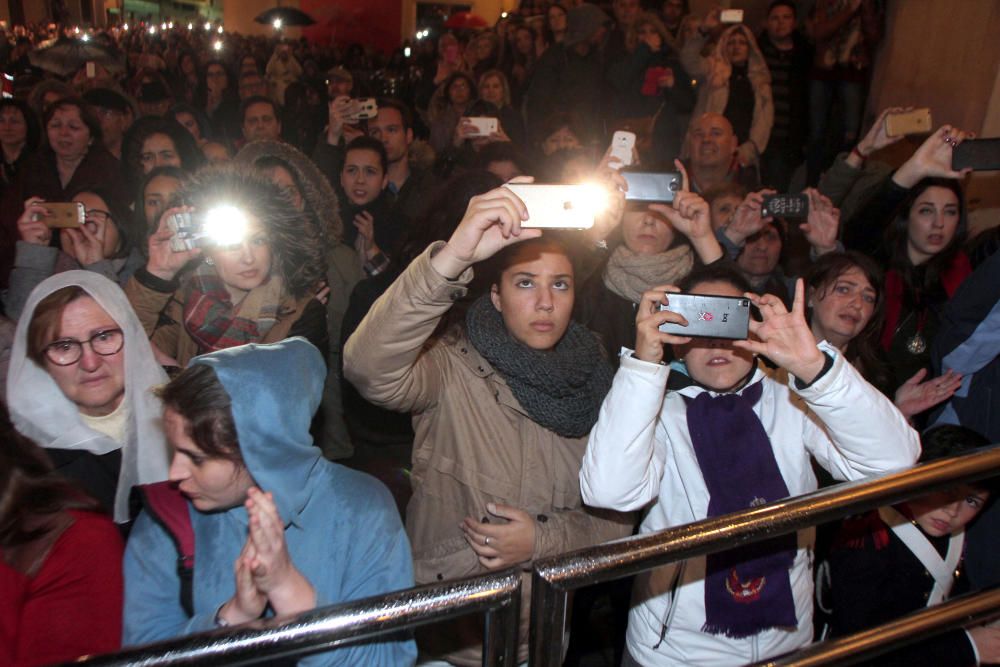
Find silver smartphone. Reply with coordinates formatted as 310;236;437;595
659;293;751;339
505;183;600;229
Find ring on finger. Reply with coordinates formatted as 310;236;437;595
484;536;490;546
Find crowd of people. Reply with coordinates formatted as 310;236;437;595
2;1;1000;666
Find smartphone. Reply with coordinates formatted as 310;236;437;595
38;202;85;228
465;116;498;137
622;171;682;204
345;98;378;123
885;108;932;137
720;9;744;23
761;193;809;219
505;183;599;229
659;293;751;339
609;131;635;169
86;61;96;78
952;138;1000;172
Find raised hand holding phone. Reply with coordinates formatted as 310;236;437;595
16;197;52;246
648;160;722;263
634;285;691;364
431;179;539;279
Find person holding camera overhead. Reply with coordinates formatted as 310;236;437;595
344;181;633;665
124;163;328;368
579;174;919;664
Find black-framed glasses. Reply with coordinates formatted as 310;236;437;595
85;209;112;223
44;328;124;366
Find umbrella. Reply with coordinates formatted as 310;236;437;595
444;11;488;29
254;7;316;27
28;37;125;77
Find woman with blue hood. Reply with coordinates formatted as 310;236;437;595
122;338;416;666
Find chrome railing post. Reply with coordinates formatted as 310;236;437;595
483;576;521;667
529;569;568;666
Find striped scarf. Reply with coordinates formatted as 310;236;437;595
183;263;285;353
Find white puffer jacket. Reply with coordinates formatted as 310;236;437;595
581;344;920;666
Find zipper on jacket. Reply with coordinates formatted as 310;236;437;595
652;561;685;650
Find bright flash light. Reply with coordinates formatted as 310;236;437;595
205;22;212;30
212;39;223;51
168;22;174;29
123;23;129;30
404;46;411;57
501;11;509;18
273;18;283;29
217;25;224;34
187;22;193;30
81;33;90;41
203;206;248;246
578;182;610;214
148;26;157;34
160;22;167;30
74;26;80;33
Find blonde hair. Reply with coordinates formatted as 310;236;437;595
478;69;511;108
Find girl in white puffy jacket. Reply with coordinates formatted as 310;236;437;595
580;258;920;667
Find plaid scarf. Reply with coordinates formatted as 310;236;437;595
183;263;286;353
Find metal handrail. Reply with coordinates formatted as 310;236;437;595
756;587;1000;666
71;568;521;667
529;446;1000;666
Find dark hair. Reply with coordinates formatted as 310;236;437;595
157;364;243;466
967;226;1000;270
703;182;747;205
0;403;100;548
137;165;190;233
376;97;413;131
42;97;102;145
477;142;528;174
240;95;280;127
539;111;587;148
679;263;753;294
181;162;327;297
919;424;996;495
123;116;205;182
343;135;388;174
67;185;137;259
888;177;968;300
767;0;797;17
27;286;88;364
0;98;41;153
168;103;211;142
443;71;477;106
805;251;890;392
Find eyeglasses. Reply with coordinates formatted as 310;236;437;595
85;209;112;223
44;328;124;366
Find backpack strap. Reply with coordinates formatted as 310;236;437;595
137;481;195;617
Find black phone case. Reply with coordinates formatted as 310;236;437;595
659;294;751;339
761;194;809;219
953;139;1000;171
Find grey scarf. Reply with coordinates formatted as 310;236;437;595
465;295;613;438
603;244;694;304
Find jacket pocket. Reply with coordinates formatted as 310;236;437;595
424;452;517;501
413;534;482;585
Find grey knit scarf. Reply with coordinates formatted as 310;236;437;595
465;295;613;438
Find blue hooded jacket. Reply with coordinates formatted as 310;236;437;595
123;338;416;665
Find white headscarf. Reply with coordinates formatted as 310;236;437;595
7;271;170;523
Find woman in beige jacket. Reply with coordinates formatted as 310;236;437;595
344;185;632;665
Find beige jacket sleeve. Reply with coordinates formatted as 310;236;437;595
124;275;182;360
343;243;471;414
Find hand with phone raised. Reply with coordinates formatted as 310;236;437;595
430;178;541;280
16;197;54;246
146;206;202;281
647;160;723;264
893;124;974;188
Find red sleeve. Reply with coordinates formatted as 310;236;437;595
14;510;125;667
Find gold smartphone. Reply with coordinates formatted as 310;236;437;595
885;108;932;137
39;202;86;228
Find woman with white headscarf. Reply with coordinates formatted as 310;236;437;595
7;270;170;524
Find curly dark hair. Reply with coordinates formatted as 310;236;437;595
180;162;327;298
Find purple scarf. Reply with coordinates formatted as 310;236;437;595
685;379;798;638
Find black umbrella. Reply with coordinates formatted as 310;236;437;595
254;7;317;27
28;37;125;77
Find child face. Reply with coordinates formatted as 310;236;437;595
906;484;990;537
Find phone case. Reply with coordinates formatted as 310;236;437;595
761;194;809;219
43;203;85;229
610;131;635;168
720;9;744;23
885;108;932;137
622;172;681;204
952;138;1000;172
505;184;597;229
659;294;751;339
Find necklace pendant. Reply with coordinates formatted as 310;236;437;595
906;333;927;355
